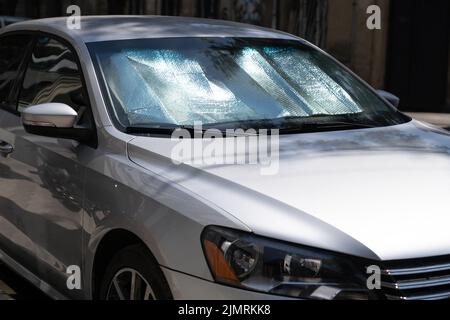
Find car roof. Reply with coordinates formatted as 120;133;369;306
2;15;298;43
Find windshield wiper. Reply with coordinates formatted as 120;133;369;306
279;121;377;134
308;120;376;128
124;124;201;135
269;114;379;133
276;115;377;127
125;123;262;136
124;116;378;136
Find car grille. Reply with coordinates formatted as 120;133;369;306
381;256;450;300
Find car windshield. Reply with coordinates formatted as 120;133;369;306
88;38;409;133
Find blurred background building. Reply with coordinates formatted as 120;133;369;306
1;0;449;112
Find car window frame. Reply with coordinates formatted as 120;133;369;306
0;30;35;116
16;31;98;148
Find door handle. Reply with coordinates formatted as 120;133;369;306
0;141;14;156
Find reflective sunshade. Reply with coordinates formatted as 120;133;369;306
89;38;408;131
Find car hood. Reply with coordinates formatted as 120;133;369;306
127;120;450;261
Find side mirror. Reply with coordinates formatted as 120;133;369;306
21;103;92;142
377;90;400;108
22;103;78;128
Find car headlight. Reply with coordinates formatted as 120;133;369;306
202;226;380;300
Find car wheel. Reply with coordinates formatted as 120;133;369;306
99;244;172;300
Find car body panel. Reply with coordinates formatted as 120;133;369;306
0;245;66;299
3;16;297;43
75;126;249;298
128;120;450;261
162;267;293;300
0;111;85;299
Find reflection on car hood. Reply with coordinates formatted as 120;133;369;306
128;120;450;261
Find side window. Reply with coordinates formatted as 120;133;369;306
0;34;32;110
19;36;87;114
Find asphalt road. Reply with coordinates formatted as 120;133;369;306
0;262;49;300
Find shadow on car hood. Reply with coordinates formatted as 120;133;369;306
127;120;450;261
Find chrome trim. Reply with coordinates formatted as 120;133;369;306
382;259;450;300
386;291;450;301
381;262;450;276
382;275;450;290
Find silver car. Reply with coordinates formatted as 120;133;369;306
1;16;450;301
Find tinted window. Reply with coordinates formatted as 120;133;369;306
19;36;86;113
0;34;32;109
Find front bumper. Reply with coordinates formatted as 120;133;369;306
162;267;292;300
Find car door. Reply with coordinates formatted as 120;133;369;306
0;32;38;273
0;33;95;298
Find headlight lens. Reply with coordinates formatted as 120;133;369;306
202;226;379;300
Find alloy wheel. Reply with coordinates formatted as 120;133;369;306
106;268;155;300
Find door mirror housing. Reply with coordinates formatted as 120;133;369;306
21;103;93;142
22;103;78;128
377;90;400;108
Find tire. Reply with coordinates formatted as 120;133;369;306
98;244;172;300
